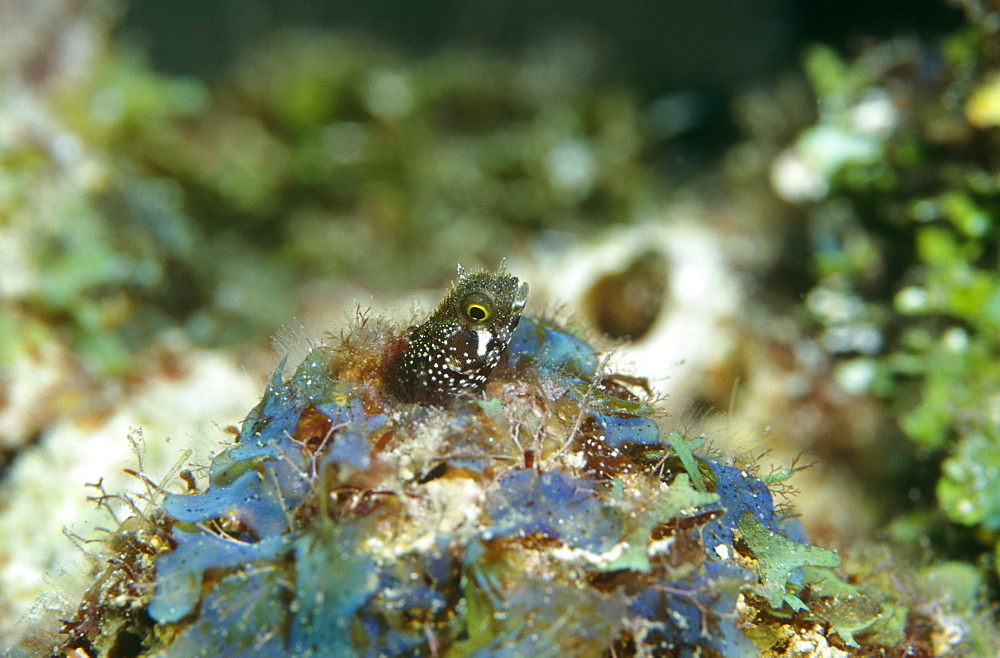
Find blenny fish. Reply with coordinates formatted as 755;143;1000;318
389;265;528;404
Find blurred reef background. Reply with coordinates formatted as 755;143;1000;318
2;0;1000;654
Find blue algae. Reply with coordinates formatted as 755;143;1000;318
591;412;661;448
289;345;347;404
210;361;307;486
155;567;290;657
703;461;781;547
625;582;757;656
509;317;660;451
315;396;368;426
507;315;599;377
459;540;628;657
608;462;791;655
163;466;301;538
149;348;380;627
289;519;380;655
235;358;298;443
148;531;290;624
220;348;354;473
289;523;460;656
322;429;372;471
483;469;624;554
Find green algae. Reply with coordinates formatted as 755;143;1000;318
737;512;841;611
764;0;1000;608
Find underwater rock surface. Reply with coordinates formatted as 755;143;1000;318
38;276;853;657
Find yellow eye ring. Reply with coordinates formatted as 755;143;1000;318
461;291;494;323
466;303;490;322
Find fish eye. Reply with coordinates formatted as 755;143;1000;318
462;293;492;323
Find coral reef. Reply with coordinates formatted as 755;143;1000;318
9;271;969;656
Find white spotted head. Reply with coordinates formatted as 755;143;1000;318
390;265;528;404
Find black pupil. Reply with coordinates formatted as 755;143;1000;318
469;305;487;321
